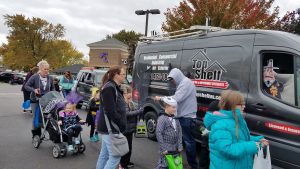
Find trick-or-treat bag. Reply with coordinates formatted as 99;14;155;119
165;152;183;169
253;146;272;169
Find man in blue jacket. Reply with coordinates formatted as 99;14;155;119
155;68;198;169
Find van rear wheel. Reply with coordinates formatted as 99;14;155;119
144;111;157;141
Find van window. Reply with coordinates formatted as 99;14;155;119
79;72;86;82
261;52;297;106
296;56;300;106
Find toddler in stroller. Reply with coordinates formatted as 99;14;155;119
32;91;86;158
58;102;85;152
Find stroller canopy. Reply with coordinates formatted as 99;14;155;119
40;91;66;114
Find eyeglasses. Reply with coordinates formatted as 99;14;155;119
119;73;126;76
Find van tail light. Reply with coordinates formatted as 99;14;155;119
131;81;140;102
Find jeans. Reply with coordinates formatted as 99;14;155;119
62;89;71;98
179;118;198;169
96;134;121;169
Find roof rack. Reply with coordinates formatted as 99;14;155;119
139;25;225;42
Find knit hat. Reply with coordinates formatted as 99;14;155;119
162;96;177;107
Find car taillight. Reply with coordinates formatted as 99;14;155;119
131;81;140;102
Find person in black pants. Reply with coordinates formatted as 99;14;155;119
199;100;219;169
86;89;100;142
21;66;38;112
119;85;143;169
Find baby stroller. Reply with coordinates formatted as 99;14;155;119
32;91;86;158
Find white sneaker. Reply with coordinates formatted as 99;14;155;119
75;137;80;144
68;145;74;151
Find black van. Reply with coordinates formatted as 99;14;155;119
132;28;300;169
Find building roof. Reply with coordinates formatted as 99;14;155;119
87;38;128;50
52;64;84;74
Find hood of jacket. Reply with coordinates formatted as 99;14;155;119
168;68;185;87
204;109;243;130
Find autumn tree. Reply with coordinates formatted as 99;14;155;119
0;14;84;70
279;8;300;35
106;30;142;74
162;0;280;32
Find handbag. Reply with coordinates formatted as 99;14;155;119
104;113;129;156
165;151;183;169
253;145;272;169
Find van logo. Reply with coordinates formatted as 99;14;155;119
191;49;229;89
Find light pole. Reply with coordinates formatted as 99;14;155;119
135;9;160;37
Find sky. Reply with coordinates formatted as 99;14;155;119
0;0;299;60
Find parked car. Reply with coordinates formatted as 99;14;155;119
74;67;131;109
132;27;300;169
0;72;24;84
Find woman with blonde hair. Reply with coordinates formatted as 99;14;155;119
204;90;269;169
25;60;54;138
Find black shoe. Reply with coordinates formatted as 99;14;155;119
127;162;134;168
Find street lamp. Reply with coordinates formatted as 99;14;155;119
135;9;160;37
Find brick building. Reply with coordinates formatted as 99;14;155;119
87;38;129;69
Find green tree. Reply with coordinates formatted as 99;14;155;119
0;14;84;70
106;30;142;74
162;0;279;32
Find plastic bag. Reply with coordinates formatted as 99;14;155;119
165;152;183;169
253;146;272;169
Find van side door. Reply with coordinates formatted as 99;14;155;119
182;34;255;141
246;45;300;168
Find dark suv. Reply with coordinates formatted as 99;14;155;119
75;67;131;109
0;72;24;84
74;67;108;108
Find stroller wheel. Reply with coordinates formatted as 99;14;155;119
59;143;67;157
73;145;79;154
52;144;61;158
78;143;86;154
32;135;41;149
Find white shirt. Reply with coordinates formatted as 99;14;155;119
39;75;47;90
168;117;176;131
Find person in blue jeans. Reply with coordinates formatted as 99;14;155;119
155;68;198;169
96;66;127;169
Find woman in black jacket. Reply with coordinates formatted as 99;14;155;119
96;66;127;169
119;85;143;169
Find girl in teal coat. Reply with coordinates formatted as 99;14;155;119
204;90;269;169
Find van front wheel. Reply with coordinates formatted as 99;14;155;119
144;111;157;141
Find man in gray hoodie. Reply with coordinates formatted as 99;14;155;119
155;68;198;169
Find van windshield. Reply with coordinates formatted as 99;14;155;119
95;72;105;85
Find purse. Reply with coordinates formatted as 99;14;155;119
165;151;183;169
104;113;129;156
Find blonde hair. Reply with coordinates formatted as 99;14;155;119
37;60;50;70
90;88;100;100
120;84;132;94
219;90;244;140
65;102;76;111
